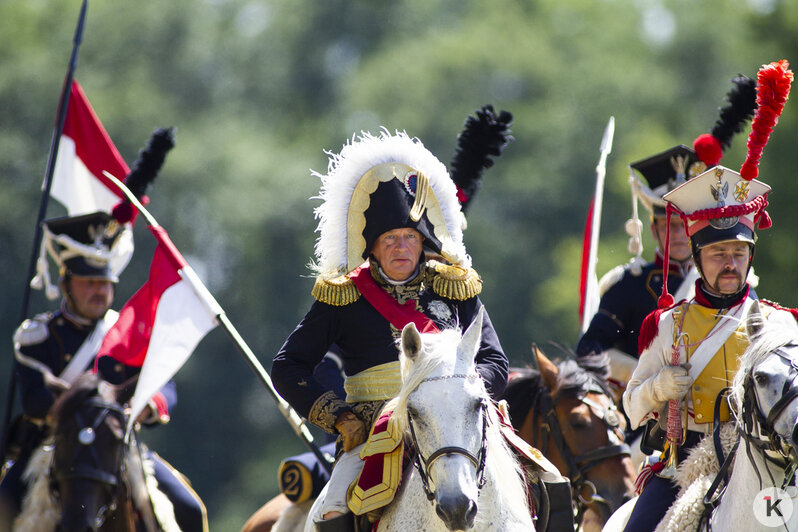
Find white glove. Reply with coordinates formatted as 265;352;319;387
652;365;692;402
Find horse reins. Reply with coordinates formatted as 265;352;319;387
536;377;631;526
406;374;489;501
701;346;798;531
741;346;798;479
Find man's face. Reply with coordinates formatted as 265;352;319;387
371;228;423;281
651;216;691;262
67;277;114;320
698;241;751;296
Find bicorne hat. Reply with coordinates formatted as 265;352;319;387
312;129;470;281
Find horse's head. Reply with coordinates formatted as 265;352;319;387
48;373;133;531
732;301;798;464
389;308;530;530
513;347;635;525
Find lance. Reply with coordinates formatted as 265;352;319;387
103;171;334;473
580;116;615;333
1;0;89;460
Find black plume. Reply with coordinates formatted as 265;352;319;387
711;75;757;150
124;127;176;198
450;105;513;212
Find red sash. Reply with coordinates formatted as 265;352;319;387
348;262;440;333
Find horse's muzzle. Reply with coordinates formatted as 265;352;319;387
436;493;477;531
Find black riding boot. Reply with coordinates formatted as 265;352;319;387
314;512;356;532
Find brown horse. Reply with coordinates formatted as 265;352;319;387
502;347;636;530
13;373;176;532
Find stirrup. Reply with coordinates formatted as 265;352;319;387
314;512;356;532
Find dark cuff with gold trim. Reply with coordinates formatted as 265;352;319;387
308;390;351;434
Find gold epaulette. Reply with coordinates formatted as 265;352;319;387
426;260;482;300
312;275;361;306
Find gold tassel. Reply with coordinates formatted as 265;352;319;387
312;275;361;306
427;261;482;300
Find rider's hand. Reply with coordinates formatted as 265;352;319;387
652;365;692;402
334;411;366;452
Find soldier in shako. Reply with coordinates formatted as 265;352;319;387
0;212;207;531
577;74;759;389
622;60;796;532
577;145;703;381
271;130;509;531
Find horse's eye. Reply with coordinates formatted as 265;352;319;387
569;415;589;429
754;372;769;386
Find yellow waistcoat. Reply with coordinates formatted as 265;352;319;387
674;302;749;423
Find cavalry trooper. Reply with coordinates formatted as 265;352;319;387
577;74;760;391
271;130;511;531
577;145;702;386
0;212;207;531
622;64;796;530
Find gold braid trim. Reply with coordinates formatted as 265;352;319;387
426;260;482;300
311;275;361;306
308;390;350;434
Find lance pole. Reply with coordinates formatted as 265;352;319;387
103;171;334;473
1;0;90;460
581;116;615;333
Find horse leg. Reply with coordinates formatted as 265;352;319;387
241;494;294;532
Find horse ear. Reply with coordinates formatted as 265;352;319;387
534;344;559;391
746;300;763;339
401;322;422;361
461;306;485;361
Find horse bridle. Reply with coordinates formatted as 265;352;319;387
537;378;631;525
699;344;798;531
742;344;798;476
52;397;127;527
406;374;489;501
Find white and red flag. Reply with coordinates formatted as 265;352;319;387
50;80;129;215
96;225;219;433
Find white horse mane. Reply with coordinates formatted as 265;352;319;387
383;328;532;525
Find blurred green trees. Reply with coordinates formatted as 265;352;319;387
2;0;798;528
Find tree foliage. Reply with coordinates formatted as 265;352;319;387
2;0;797;526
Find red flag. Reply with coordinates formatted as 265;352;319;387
97;225;218;432
578;200;595;325
51;81;130;215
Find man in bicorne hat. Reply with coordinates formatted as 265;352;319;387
0;212;207;531
577;145;701;386
271;130;510;531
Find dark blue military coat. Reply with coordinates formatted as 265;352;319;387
576;255;689;359
15;307;176;422
272;262;508;433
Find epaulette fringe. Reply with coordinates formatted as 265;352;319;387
312;275;361;306
427;261;482;300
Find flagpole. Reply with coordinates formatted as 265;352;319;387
580;116;615;333
103;172;334;473
1;0;90;460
